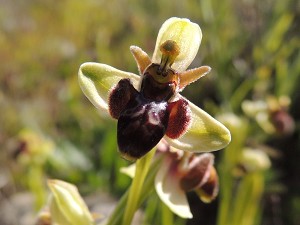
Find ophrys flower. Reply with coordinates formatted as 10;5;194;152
121;140;219;218
78;17;231;161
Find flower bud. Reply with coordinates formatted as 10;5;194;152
47;179;94;225
270;109;295;135
16;129;54;165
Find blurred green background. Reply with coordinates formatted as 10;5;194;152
0;0;300;224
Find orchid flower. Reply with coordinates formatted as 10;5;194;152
242;96;295;135
238;148;271;173
78;17;231;161
121;141;219;219
157;151;218;218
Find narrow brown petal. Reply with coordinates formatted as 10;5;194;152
130;46;152;74
179;66;211;91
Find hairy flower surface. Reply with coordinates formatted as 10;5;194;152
78;17;231;160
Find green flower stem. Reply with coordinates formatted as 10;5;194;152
105;189;129;225
218;171;264;225
217;120;248;225
231;173;264;225
122;148;156;225
245;173;264;225
217;166;233;225
230;78;256;112
106;153;162;225
217;144;242;225
28;165;46;210
161;202;173;225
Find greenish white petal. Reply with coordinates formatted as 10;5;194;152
120;163;136;178
48;179;94;225
78;62;140;113
155;158;193;219
242;100;268;117
256;112;276;133
165;99;231;152
152;17;202;72
240;148;271;171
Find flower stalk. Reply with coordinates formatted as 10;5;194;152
161;202;174;225
122;148;156;225
217;114;270;225
106;149;162;225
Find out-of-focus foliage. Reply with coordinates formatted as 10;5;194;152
0;0;299;225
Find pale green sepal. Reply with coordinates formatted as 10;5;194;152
120;163;136;178
152;17;202;72
155;158;193;219
78;62;140;113
165;99;231;152
240;148;271;172
49;195;71;225
48;179;94;225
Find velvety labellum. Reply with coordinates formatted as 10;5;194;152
109;64;191;161
117;96;169;160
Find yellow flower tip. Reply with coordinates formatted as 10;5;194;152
208;124;232;150
221;129;232;146
48;179;77;194
79;62;97;80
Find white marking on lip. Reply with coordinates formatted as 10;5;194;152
148;111;160;125
147;102;167;126
131;106;146;118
